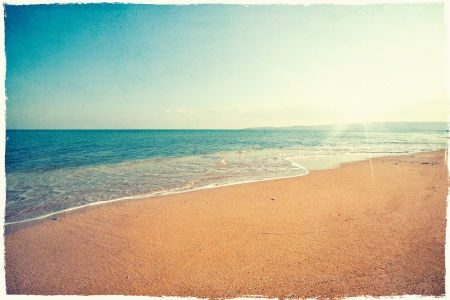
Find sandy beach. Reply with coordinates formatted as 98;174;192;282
4;150;447;298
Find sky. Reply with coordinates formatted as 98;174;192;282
4;2;448;129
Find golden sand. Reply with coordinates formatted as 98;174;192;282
4;150;447;298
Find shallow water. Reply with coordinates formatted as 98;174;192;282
5;129;447;223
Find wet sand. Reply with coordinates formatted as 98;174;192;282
4;150;447;298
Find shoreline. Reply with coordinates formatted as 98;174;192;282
4;150;438;226
4;150;448;297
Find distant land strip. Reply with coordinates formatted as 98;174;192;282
243;122;449;132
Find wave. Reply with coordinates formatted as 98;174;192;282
5;130;448;225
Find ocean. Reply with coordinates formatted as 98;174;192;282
5;129;447;224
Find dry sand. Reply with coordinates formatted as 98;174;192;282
4;150;448;298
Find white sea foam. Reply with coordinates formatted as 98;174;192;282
3;150;420;226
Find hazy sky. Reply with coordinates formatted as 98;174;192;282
4;3;448;129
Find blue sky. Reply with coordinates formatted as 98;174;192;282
4;3;448;129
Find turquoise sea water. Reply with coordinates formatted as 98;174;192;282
5;129;447;224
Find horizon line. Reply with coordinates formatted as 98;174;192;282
5;121;449;131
